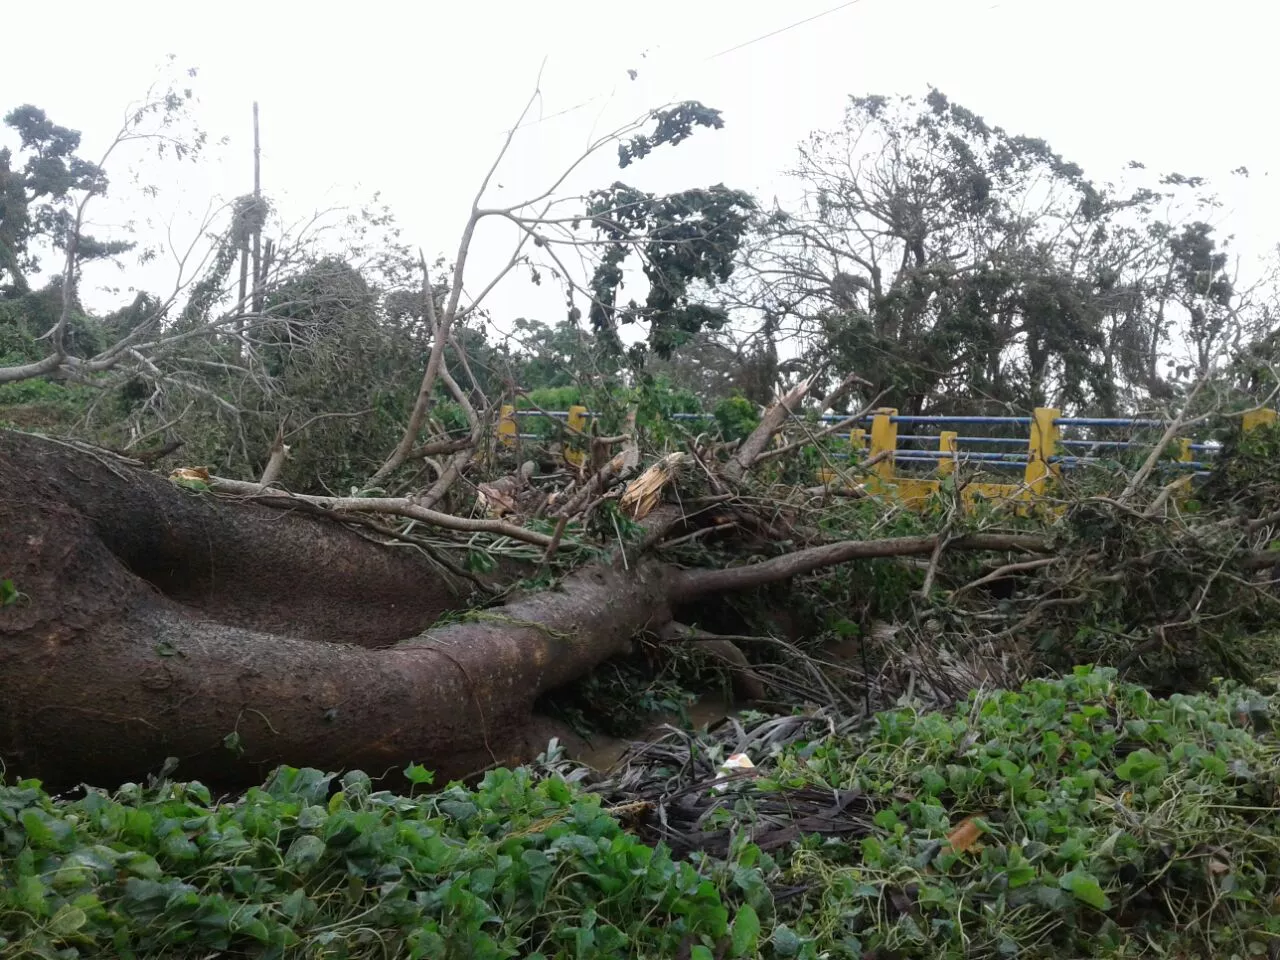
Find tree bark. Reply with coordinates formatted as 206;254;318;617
0;430;674;790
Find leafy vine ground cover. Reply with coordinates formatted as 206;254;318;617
4;667;1280;958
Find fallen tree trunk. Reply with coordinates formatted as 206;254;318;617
0;431;679;790
0;429;1050;791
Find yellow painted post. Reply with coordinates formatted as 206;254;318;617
867;408;898;490
850;427;867;457
497;404;517;448
1167;436;1196;502
823;427;868;486
565;404;588;468
1243;408;1278;433
1023;407;1061;499
937;430;958;478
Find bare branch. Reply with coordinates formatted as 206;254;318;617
206;476;556;548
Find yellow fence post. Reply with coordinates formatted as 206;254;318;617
867;408;898;493
1243;408;1279;433
851;427;867;458
818;426;865;486
1023;408;1060;500
937;430;958;478
497;404;517;448
1167;436;1196;501
565;404;589;469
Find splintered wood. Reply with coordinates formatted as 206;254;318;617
619;452;686;520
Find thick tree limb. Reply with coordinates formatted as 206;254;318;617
0;429;673;789
723;377;814;482
672;533;1053;601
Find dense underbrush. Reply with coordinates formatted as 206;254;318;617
4;668;1280;958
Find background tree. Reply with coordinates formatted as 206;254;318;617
739;89;1268;417
0;105;130;297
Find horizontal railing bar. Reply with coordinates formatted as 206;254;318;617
896;450;1029;462
510;410;1201;431
886;415;1034;425
885;460;1024;471
1054;417;1169;428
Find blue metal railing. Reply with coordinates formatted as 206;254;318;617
504;407;1224;474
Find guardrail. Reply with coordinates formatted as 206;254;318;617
495;403;1279;510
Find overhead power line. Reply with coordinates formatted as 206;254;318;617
707;0;866;60
506;0;868;135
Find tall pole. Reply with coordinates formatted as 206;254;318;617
250;101;263;316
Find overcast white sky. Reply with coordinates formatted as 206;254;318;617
4;0;1279;337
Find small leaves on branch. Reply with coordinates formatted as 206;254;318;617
616;101;724;169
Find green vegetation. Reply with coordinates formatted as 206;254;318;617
4;669;1280;958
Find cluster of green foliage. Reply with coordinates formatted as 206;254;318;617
5;669;1280;958
775;667;1280;957
0;763;766;959
0;375;92;431
0;105;132;297
581;102;756;365
583;180;755;365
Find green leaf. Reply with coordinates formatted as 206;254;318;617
522;849;554;905
466;549;497;574
543;777;572;804
0;579;24;607
772;924;801;957
49;904;88;937
1059;869;1111;910
15;875;47;915
283;834;326;874
730;903;761;956
280;888;310;923
404;762;434;786
1114;748;1168;785
19;808;56;846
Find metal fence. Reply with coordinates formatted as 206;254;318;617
496;404;1279;509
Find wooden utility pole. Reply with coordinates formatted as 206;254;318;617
250;101;264;316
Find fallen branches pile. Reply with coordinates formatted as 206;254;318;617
8;384;1280;790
